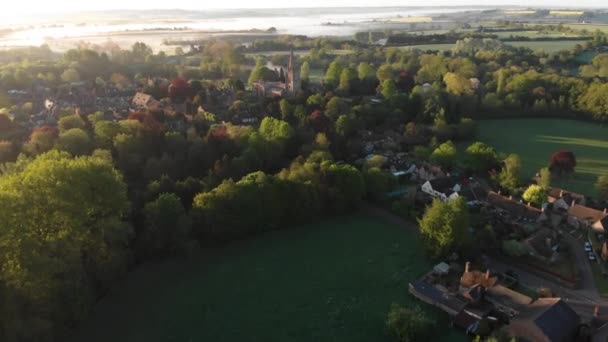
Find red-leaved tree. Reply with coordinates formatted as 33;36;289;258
549;150;576;175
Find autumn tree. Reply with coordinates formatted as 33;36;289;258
549;150;576;175
538;167;551;189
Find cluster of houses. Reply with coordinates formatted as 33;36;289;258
410;261;590;341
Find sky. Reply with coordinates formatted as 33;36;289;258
3;0;606;14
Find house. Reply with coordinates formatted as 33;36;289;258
421;178;461;202
486;191;542;221
507;298;580;342
593;215;608;233
460;262;497;290
486;284;533;316
567;203;606;230
548;187;586;210
131;92;160;111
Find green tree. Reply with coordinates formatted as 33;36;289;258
497;154;521;192
386;304;436;342
338;67;357;93
58;114;85;132
430;141;457;169
55;128;92;156
522;185;546;207
358;62;375;80
0;150;130;340
443;72;473;96
381;79;397;99
376;64;393;82
596;175;608;201
336;114;356;137
465;142;498;173
94;120;121;149
418;197;470;258
538;167;551;190
61;68;80;83
300;61;310;81
325;61;343;86
138;193;196;257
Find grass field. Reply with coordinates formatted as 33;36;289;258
477;119;608;195
401;40;586;53
69;216;465;342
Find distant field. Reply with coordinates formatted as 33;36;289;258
70;215;466;342
539;23;608;33
386;16;433;23
400;40;585;53
477;119;608;195
506;40;588;53
246;49;355;57
550;11;585;16
504;10;537;15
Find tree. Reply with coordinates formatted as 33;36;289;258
596;175;608;201
376;64;393;82
358;62;375;80
58;114;85;132
94;120;121;149
138;193;196;257
418;197;470;258
443;72;473;96
55;128;92;156
335;114;356;137
380;79;397;99
430;141;457;169
300;61;310;81
465;142;498;173
325;61;343;87
23;126;58;156
549;150;576;175
497;154;521;192
522;185;546;207
61;68;80;83
538;167;551;189
338;67;357;93
0;150;130;340
386;304;436;342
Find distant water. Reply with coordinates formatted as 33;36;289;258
0;7;482;49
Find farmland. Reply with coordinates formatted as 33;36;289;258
401;40;587;53
69;216;465;342
476;119;608;195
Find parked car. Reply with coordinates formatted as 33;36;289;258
584;242;592;252
589;252;597;261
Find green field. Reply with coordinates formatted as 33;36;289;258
477;119;608;195
401;39;587;53
70;216;465;342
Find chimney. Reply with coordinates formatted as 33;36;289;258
560;190;564;197
509;195;513;200
498;190;501;195
604;208;607;215
485;270;490;280
572;200;576;208
595;305;600;317
465;261;470;273
528;202;531;207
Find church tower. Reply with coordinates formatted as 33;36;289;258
287;48;298;96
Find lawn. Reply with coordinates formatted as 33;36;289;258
69;216;466;342
476;119;608;196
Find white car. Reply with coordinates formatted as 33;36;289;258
584;242;593;252
589;252;597;261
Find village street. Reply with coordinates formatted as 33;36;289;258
364;203;608;322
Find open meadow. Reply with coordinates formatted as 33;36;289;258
477;119;608;196
401;39;586;53
69;215;465;342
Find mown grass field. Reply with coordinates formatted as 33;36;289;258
69;216;465;342
477;119;608;196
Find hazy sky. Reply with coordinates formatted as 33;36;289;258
4;0;606;14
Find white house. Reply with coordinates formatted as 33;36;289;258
421;179;461;202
